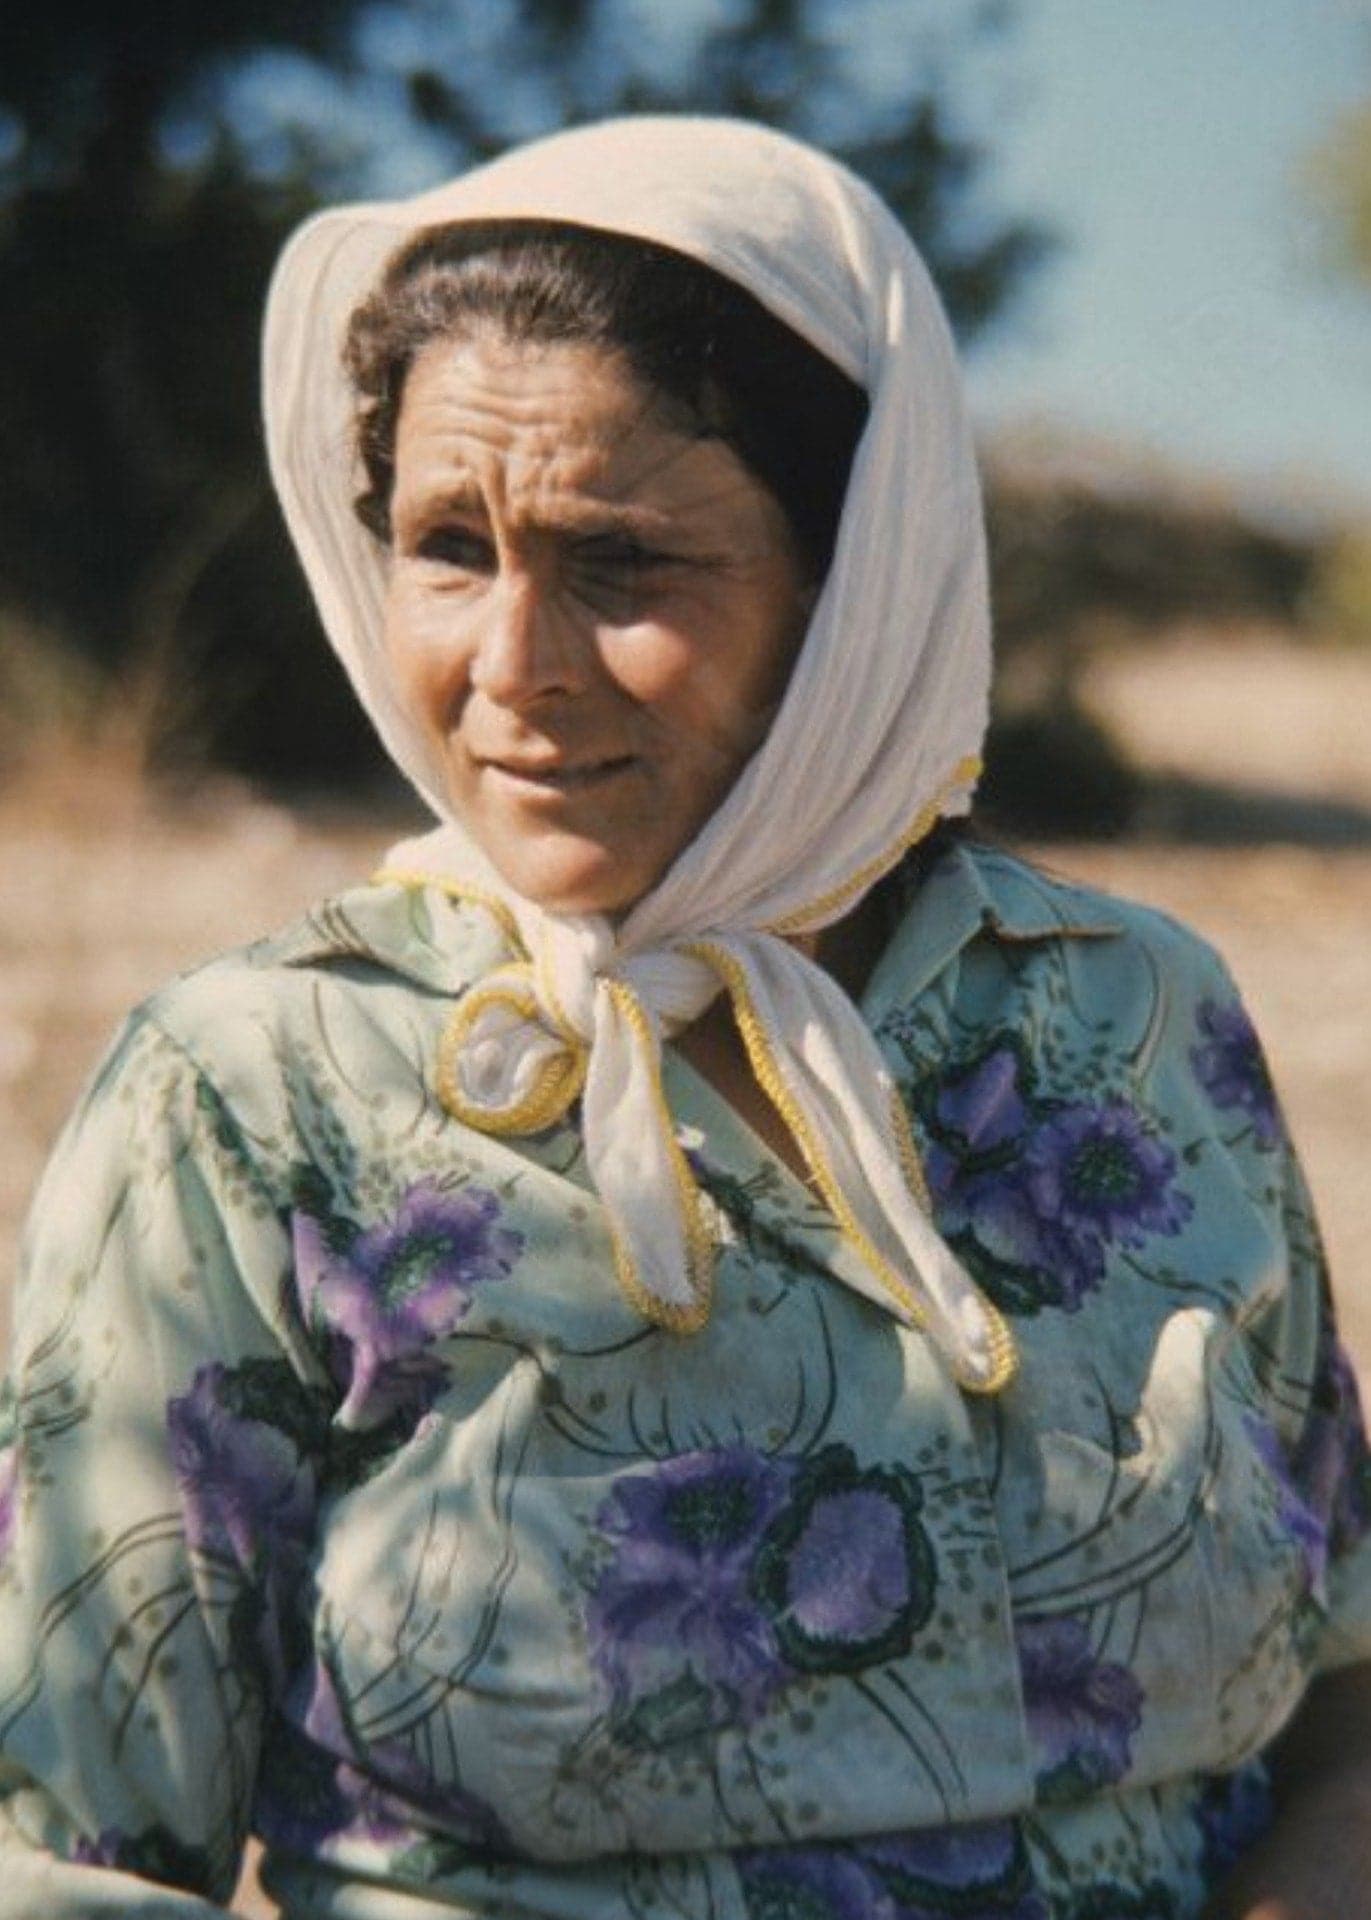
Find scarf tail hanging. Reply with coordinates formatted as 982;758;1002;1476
688;935;1016;1394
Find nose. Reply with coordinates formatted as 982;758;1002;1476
469;569;588;710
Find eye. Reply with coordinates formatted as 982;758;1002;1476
573;534;673;578
415;525;496;572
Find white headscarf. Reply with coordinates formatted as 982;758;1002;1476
263;115;1015;1393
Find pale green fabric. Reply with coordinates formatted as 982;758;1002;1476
0;843;1366;1920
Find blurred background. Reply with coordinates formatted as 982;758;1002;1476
1;5;1368;1908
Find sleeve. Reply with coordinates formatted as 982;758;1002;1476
0;1009;327;1915
1275;1147;1371;1679
1191;961;1371;1681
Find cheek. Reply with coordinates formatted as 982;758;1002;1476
600;581;783;715
600;625;786;788
383;581;475;721
601;629;759;771
596;622;698;708
624;612;798;736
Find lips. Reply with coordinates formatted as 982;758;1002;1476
484;754;637;791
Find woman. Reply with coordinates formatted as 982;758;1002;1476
0;116;1367;1919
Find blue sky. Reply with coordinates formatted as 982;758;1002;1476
939;0;1371;512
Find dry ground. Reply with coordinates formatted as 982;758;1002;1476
0;632;1367;1915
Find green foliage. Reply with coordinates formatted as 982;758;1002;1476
1299;89;1371;649
0;615;104;779
985;463;1323;652
980;700;1141;839
977;454;1343;836
0;0;1049;789
1308;97;1371;286
1305;526;1371;646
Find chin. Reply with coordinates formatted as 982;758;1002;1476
487;835;658;919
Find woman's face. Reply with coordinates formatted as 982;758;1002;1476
383;332;813;916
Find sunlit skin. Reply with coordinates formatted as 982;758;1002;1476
384;331;816;918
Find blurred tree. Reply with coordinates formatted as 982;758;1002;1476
0;2;365;779
1311;96;1371;284
1303;90;1371;652
0;0;1050;788
1282;88;1367;660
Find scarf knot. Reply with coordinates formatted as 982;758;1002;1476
425;885;1016;1388
434;918;722;1136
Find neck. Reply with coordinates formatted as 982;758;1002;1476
812;882;897;1001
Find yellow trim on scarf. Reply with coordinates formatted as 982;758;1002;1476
886;1082;1018;1392
435;964;587;1136
380;870;712;1331
767;755;981;936
687;937;1016;1394
601;980;714;1335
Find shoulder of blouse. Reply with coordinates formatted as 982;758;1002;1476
78;876;513;1125
930;838;1231;971
865;837;1242;1034
145;875;510;1019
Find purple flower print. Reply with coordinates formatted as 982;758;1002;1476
1193;1763;1273;1886
929;1151;1082;1308
863;1819;1048;1919
587;1445;795;1733
257;1664;412;1857
254;1727;398;1859
293;1181;522;1427
1243;1413;1329;1596
586;1443;940;1741
1015;1615;1143;1800
167;1364;316;1573
167;1361;320;1687
934;1047;1031;1155
919;1041;1192;1316
779;1489;910;1642
921;1049;1084;1314
737;1845;897;1920
1190;999;1281;1150
752;1447;936;1673
738;1822;1047;1920
1021;1102;1191;1253
923;1048;1040;1281
256;1659;505;1862
305;1654;507;1850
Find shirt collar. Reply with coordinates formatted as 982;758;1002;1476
862;840;1123;1022
272;879;514;994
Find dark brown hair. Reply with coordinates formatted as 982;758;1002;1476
342;218;869;580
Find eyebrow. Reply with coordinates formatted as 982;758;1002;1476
396;480;686;544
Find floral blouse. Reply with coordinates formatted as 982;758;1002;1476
0;842;1367;1920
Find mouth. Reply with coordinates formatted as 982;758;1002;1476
484;755;638;793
